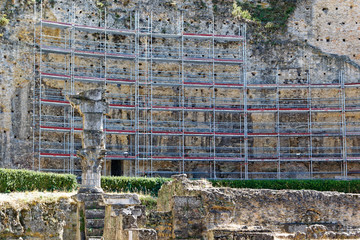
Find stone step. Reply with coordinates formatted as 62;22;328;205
87;237;103;240
86;219;105;229
84;201;105;210
77;193;104;202
85;209;105;219
86;227;104;237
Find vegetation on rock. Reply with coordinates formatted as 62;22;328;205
0;15;9;27
232;0;297;43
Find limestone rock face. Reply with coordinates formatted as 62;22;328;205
1;0;360;178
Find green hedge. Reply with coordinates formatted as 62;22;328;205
0;168;78;192
2;168;360;195
101;176;171;196
211;179;360;193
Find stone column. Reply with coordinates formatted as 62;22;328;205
67;89;109;193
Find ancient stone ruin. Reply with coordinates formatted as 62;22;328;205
149;174;360;239
68;89;156;239
67;89;109;193
1;175;360;239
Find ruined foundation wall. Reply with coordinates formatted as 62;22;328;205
0;192;77;240
154;176;360;239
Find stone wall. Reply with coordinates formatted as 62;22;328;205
153;175;360;239
0;192;77;240
1;180;360;239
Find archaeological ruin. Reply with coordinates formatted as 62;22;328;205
1;175;360;239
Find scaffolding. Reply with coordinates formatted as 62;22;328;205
32;3;360;179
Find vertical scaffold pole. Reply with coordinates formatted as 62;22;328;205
243;24;248;179
238;25;242;179
308;68;313;179
150;12;153;177
38;0;43;172
103;8;107;176
134;11;140;177
69;3;75;174
32;0;37;171
181;11;185;174
276;67;281;179
212;15;216;179
177;12;181;175
340;70;347;178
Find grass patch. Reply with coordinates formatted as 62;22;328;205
139;194;158;212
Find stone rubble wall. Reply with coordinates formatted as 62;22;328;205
153;175;360;239
0;193;77;240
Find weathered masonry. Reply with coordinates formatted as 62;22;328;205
32;1;360;179
1;176;360;239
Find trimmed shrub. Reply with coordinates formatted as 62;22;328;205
2;169;359;195
101;176;171;196
0;168;78;192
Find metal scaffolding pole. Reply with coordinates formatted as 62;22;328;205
32;0;37;171
181;11;185;174
135;11;140;177
212;16;216;179
276;67;281;179
239;25;243;179
177;12;182;175
69;3;75;174
103;8;108;176
307;69;313;179
340;70;348;178
150;12;154;177
38;0;43;172
242;24;248;179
